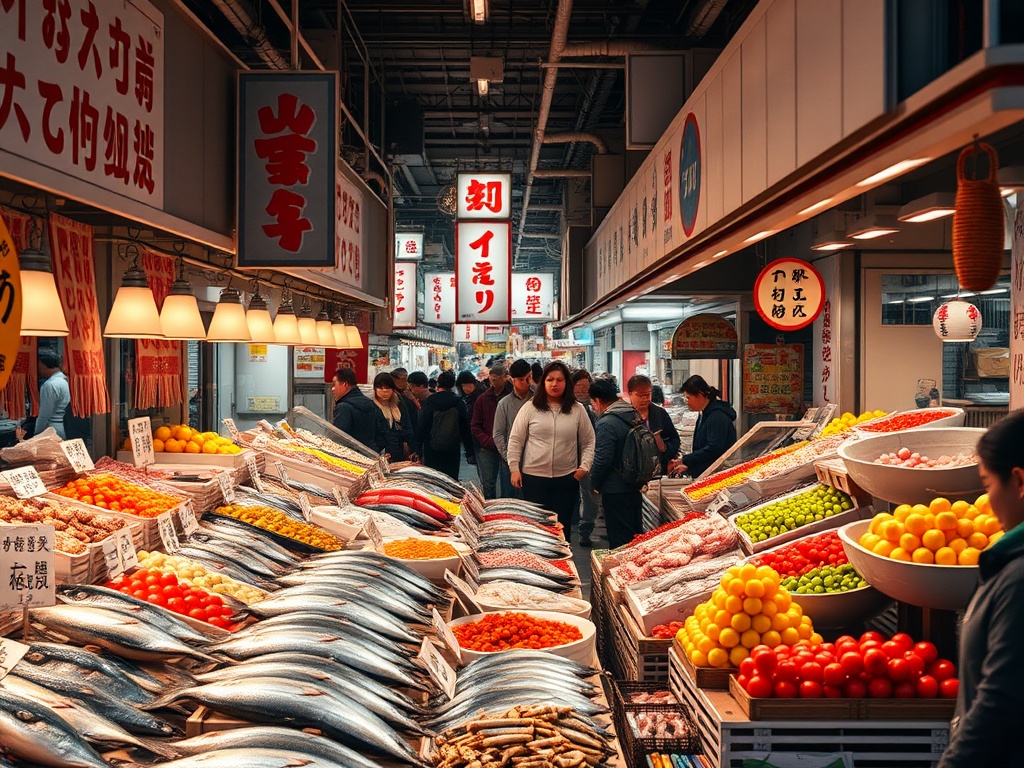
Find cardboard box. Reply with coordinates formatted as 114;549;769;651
975;347;1010;377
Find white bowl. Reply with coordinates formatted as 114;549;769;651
791;585;893;630
838;428;986;506
309;506;367;540
838;520;980;611
448;610;596;664
380;537;463;581
473;595;593;620
852;407;965;434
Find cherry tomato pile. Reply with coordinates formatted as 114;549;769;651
736;631;959;700
104;568;241;631
751;531;849;578
858;409;958;433
452;611;582;652
651;620;685;639
56;474;183;518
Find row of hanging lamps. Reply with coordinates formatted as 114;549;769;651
272;292;301;344
331;307;352;348
160;257;207;340
18;217;69;337
345;323;363;349
315;304;336;346
296;297;319;345
104;244;164;339
206;287;251;343
245;287;277;344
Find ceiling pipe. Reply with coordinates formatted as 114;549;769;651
543;132;607;154
685;0;728;38
532;169;591;178
211;0;291;69
561;41;668;57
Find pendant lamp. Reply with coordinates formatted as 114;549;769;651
296;298;319;345
104;245;164;339
18;219;69;336
331;307;354;348
159;258;207;340
933;298;982;342
272;292;301;345
206;288;251;342
344;325;363;349
315;306;336;346
245;289;277;344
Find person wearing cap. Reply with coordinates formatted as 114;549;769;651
471;364;512;499
492;359;535;498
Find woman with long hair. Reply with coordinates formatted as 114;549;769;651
371;372;417;462
506;361;595;535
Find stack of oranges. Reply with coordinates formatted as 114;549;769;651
858;495;1002;566
121;425;242;455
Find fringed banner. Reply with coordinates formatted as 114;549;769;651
0;207;38;420
135;250;183;409
49;213;110;418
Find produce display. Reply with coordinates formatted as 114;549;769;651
857;495;1001;565
452;611;583;652
128;424;242;455
873;447;976;468
476;548;574;579
734;632;959;700
627;552;744;613
54;473;185;518
103;567;242;630
745;435;849;482
857;409;959;433
604;515;738;585
750;531;849;578
683;442;808;500
677;564;821;669
732;484;855;544
214;504;346;551
474;581;591;614
382;537;458;559
818;410;889;437
780;564;866;594
0;494;130;554
276;442;367;474
136;550;267;605
650;621;687;639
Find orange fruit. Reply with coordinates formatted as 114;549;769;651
858;531;881;549
872;539;895;557
740;629;762;649
899;533;922;552
912;547;935;564
967;531;989;550
951;500;971;518
780;627;800;646
958;547;981;566
929;497;952;514
761;630;782;648
202;442;219;454
989;530;1004;546
164;439;183;453
707;647;729;668
904;514;929;537
921;529;946;552
911;503;931;517
975;493;991;516
934;547;957;565
189;433;205;447
729;646;750;667
981;516;1002;536
870;513;893;535
948;537;968;555
880;520;904;542
718;628;740;648
892;504;913;522
152;438;165;452
955;518;975;539
963;505;980;520
743;597;763;616
889;547;912;562
935;511;958;531
154;426;172;442
184;441;201;454
730;613;752;633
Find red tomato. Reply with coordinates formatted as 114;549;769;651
915;675;939;698
843;678;868;698
182;595;201;610
859;639;882;653
144;574;162;587
903;652;926;679
893;682;917;699
881;641;905;660
739;657;757;678
839;652;865;677
162;585;183;600
754;652;779;676
815;651;836;667
914;641;939;663
890;632;915;651
822;663;847;687
146;592;165;606
188;608;206;620
930;659;956;681
822;684;844;698
745;675;773;698
836;640;860;657
834;634;857;648
130;589;147;600
160;572;178;587
736;674;749;690
773;680;798;698
886;658;912;682
939;678;960;699
860;631;885;645
207;615;229;629
867;677;893;698
775;661;800;683
799;680;823;698
863;648;889;677
165;597;184;611
800;662;824;683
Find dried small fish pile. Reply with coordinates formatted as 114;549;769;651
0;495;130;554
432;705;616;768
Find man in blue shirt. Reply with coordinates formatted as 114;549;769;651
34;351;71;439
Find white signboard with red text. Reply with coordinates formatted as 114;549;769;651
453;323;486;343
456;221;511;323
457;173;512;219
334;169;362;288
395;232;424;261
0;0;165;207
424;272;456;324
393;262;417;329
512;273;554;321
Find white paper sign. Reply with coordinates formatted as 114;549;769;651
707;490;733;516
0;525;56;611
59;439;94;473
157;512;180;553
1;467;47;499
0;637;30;680
332;485;347;507
456;221;511;323
512;272;555;321
127;417;155;468
424;272;456;324
395;231;424;261
217;473;236;504
298;492;312;521
393;261;418;329
274;461;290;484
222;418;241;440
244;453;264;493
418;636;458;700
365;518;384;552
178;502;200;536
102;537;126;579
431;606;462;663
456;172;512;219
444;569;483;615
116;528;138;571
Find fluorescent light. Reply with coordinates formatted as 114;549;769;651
848;213;900;240
857;158;932;187
887;300;905;305
743;230;775;244
799;198;834;216
979;287;1008;294
476;79;489;97
471;0;488;23
907;296;934;303
941;291;975;298
810;228;853;252
712;249;728;258
898;192;956;223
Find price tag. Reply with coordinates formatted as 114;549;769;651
222;418;241;440
0;638;30;680
332;485;347;507
102;537;126;578
298;492;312;522
244;453;264;493
0;525;56;612
0;467;47;499
116;528;138;571
157;512;180;552
178;502;200;536
365;518;384;551
707;490;732;516
418;636;458;699
444;569;483;615
274;461;290;484
59;438;94;473
217;472;236;504
431;606;462;662
127;417;155;468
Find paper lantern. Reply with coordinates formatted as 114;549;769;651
933;299;982;342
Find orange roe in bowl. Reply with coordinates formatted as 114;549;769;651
382;538;459;560
452;611;583;652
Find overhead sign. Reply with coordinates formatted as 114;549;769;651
335;170;363;287
393;262;417;329
743;343;805;414
453;324;486;343
237;71;338;268
456;173;512;219
512;273;554;321
456;221;511;323
395;232;424;261
679;112;701;237
671;313;738;359
424;272;456;324
754;258;826;331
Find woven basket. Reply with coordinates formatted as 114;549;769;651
952;142;1004;292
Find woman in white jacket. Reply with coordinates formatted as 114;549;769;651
507;360;596;536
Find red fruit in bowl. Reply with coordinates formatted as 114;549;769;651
939;678;960;699
868;677;893;698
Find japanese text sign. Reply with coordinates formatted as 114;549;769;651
395;231;423;261
0;217;22;391
237;71;338;268
0;525;56;612
418;635;457;700
0;638;29;681
335;169;363;287
0;467;46;498
512;273;554;321
457;173;511;219
456;221;511;323
0;0;165;208
754;258;825;331
60;438;94;473
424;272;456;324
393;261;417;329
452;323;485;343
127;416;154;468
1012;206;1024;411
671;313;739;360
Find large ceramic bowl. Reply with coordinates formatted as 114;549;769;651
791;585;892;630
379;537;463;580
448;610;596;664
838;520;980;611
838;428;985;506
852;407;965;434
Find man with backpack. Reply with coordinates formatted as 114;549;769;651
418;370;473;480
588;378;660;548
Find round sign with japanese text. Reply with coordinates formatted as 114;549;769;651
671;313;738;360
0;216;23;393
679;112;701;237
754;258;825;331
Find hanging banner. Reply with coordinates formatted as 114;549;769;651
335;169;363;287
743;343;805;415
395;232;424;261
0;0;165;208
237;71;338;268
455;221;511;323
754;257;826;331
453;324;486;343
0;216;23;395
1012;205;1024;411
135;250;183;410
512;273;554;321
811;254;842;406
393;262;417;329
424;272;456;324
671;313;738;359
0;208;36;421
457;173;512;219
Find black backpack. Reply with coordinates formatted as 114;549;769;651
430;406;461;451
611;412;661;486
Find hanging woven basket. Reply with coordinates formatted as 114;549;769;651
952;142;1004;292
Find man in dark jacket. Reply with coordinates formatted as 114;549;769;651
588;378;643;548
674;390;737;478
456;370;484;465
418;370;473;480
572;368;601;546
627;374;681;475
471;364;512;499
331;367;384;452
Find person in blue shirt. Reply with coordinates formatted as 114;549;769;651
33;351;71;439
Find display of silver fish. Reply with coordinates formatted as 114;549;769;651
0;687;110;768
276;561;444;606
55;585;212;644
170;726;380;768
241;593;420;644
20;641;163;706
197;518;301;565
123;747;354;768
475;567;578;592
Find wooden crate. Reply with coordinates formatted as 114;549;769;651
814;457;870;500
610;603;671;683
671;639;736;690
591;550;612;669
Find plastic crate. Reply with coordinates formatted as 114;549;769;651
610;603;671;683
614;703;700;768
612;680;681;714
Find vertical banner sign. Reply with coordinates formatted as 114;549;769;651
812;254;841;406
395;232;424;261
0;216;22;392
457;174;512;219
237;71;338;268
424;272;456;324
754;258;826;332
455;221;512;323
512;273;554;321
0;0;165;208
393;262;417;329
335;170;363;288
0;525;56;611
1011;205;1024;411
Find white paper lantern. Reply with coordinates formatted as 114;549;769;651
933;299;982;342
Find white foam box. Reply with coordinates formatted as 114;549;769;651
116;448;256;469
624;577;715;637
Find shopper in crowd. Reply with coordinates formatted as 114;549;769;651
507;361;595;535
456;370;484;467
588;378;645;548
628;374;680;475
531;362;543;386
938;412;1024;767
371;372;417;462
427;376;438;393
331;367;384;452
471;364;512;499
418;370;473;480
492;358;535;498
407;371;431;407
571;368;602;547
21;351;71;440
652;384;666;406
391;367;418;412
668;374;737;478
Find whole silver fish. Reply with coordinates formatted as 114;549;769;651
283;560;445;604
55;585;212;643
444;669;598;704
21;641;161;705
183;535;288;577
242;593;419;644
238;613;416;659
0;687;110;768
458;650;599;679
123;748;352;768
475;537;572;558
197;519;301;565
430;677;599;717
302;550;449;598
170;726;379;768
476;567;578;592
270;581;432;624
29;605;221;664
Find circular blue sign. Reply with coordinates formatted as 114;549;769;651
679;112;701;237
